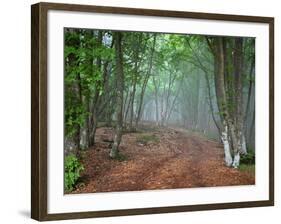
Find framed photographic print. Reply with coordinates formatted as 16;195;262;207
31;2;274;221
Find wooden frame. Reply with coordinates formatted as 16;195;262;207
31;2;274;221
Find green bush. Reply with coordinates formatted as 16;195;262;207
240;149;255;165
64;154;84;192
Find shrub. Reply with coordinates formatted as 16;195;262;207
64;154;84;192
240;149;255;165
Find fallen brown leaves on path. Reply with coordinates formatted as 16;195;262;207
72;125;254;194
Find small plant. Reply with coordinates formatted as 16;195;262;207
240;149;255;165
136;134;159;145
110;152;128;162
239;164;255;176
64;154;84;192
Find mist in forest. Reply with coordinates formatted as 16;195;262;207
64;28;255;193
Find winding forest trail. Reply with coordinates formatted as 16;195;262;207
73;125;254;194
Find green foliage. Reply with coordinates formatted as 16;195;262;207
64;154;84;192
239;164;255;176
63;28;256;177
65;99;87;137
64;30;115;137
240;149;255;165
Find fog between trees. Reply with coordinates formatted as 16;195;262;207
64;28;255;168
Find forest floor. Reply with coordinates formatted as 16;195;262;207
72;124;255;194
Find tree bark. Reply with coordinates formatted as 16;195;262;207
136;34;157;127
128;33;143;131
110;32;124;158
129;81;136;130
88;31;103;147
213;37;233;167
152;75;159;125
244;55;255;145
124;92;132;124
233;38;246;164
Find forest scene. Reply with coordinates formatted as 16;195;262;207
64;28;255;194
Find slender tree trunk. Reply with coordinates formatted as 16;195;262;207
89;106;98;146
110;32;124;158
135;75;149;127
164;73;172;125
128;33;143;131
129;81;136;130
204;71;221;133
89;31;103;147
167;79;183;122
124;92;132;124
74;72;82;154
100;61;111;125
136;34;157;127
194;69;200;129
162;72;177;126
123;90;129;122
153;76;159;125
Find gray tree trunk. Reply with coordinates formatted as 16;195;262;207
232;38;246;167
110;32;124;158
152;75;159;125
136;35;157;127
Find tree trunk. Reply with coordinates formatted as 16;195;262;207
129;82;136;131
245;56;254;122
167;79;183;122
221;122;233;166
67;29;82;155
124;92;132;124
213;37;233;167
123;90;129;122
135;74;149;127
186;38;221;132
89;106;98;146
244;55;255;147
128;33;143;131
89;31;103;147
136;34;157;127
110;32;124;158
74;73;82;154
204;71;221;133
233;37;246;166
100;61;112;126
152;75;159;125
249;108;255;148
193;69;200;129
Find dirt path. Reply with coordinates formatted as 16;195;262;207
72;126;254;194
